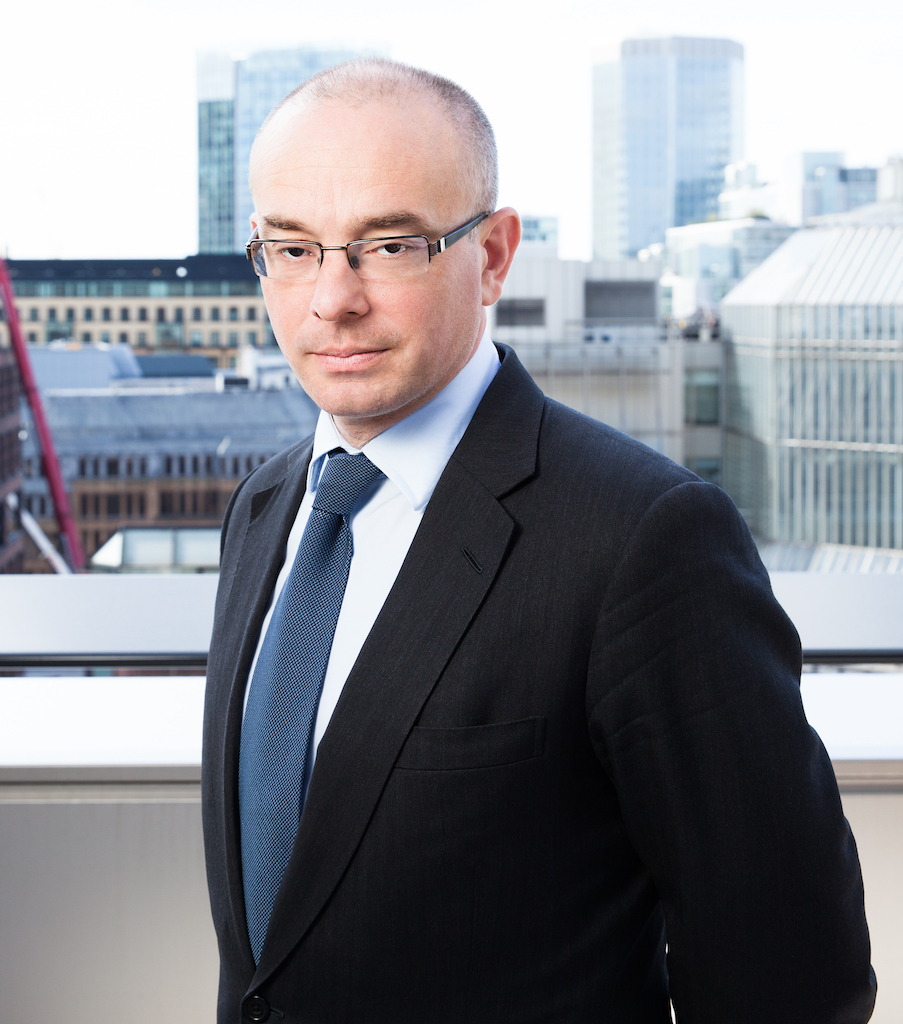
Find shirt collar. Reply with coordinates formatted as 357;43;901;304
307;328;500;511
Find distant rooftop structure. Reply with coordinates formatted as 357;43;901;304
135;355;214;378
91;528;220;573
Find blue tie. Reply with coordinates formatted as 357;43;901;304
238;449;384;963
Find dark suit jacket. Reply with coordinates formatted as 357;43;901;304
202;346;876;1024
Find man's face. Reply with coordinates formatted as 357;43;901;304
250;94;491;446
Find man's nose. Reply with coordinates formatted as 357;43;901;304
310;248;369;321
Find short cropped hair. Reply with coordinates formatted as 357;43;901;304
257;57;498;214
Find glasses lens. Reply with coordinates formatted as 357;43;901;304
253;241;322;280
348;236;429;280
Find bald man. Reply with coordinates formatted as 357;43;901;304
201;59;875;1024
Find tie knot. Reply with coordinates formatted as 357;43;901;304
312;450;384;517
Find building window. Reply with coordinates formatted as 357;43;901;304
247;331;257;346
80;494;88;517
684;369;720;425
246;307;257;321
27;332;37;342
106;494;120;518
126;494;133;516
210;307;221;321
190;330;202;346
192;455;200;475
205;455;213;475
139;494;146;517
84;308;94;322
118;332;128;344
228;331;239;347
210;331;221;346
92;458;100;476
29;308;39;321
229;307;239;321
178;455;186;475
126;458;133;477
174;307;184;323
495;299;545;327
101;332;110;343
137;331;147;344
686;458;721;485
81;333;91;343
164;455;173;476
192;307;203;321
79;457;87;477
156;308;167;323
120;308;130;321
107;458;119;477
48;308;57;322
138;308;148;321
66;308;75;322
93;495;100;517
139;457;147;476
102;307;112;321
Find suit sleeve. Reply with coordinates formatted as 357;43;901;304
586;480;876;1023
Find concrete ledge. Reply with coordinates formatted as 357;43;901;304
833;760;903;792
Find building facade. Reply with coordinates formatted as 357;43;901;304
662;217;796;320
491;248;723;478
19;350;318;570
593;37;744;260
0;347;24;572
0;256;270;369
721;203;903;547
197;47;371;254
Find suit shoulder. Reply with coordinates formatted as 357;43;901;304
538;397;698;494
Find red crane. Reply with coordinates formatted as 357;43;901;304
0;258;86;570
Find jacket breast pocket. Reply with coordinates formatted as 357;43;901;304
394;717;546;771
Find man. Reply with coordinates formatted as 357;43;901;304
202;58;876;1024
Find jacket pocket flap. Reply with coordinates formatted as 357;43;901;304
395;717;546;771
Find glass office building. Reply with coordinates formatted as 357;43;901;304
197;48;369;254
593;37;744;260
721;203;903;546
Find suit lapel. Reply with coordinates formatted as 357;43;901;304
254;347;546;983
211;440;313;970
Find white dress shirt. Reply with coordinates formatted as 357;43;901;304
245;330;500;765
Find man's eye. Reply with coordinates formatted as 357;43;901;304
273;244;318;260
372;241;413;257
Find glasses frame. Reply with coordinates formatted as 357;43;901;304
245;212;491;280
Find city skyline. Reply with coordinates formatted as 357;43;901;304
0;0;900;263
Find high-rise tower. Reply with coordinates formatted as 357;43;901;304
197;48;371;254
593;37;744;260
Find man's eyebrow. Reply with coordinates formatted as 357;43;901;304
258;212;437;238
259;215;311;235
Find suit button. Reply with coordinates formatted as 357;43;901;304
244;994;270;1021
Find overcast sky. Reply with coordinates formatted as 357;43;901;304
0;0;899;262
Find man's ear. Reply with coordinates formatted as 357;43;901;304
480;208;521;307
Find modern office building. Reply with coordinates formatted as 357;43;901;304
197;47;371;254
593;36;744;260
720;200;903;547
492;248;723;479
0;256;270;369
662;216;796;319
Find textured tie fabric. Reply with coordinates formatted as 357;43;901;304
238;449;384;963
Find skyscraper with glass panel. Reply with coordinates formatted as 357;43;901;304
197;48;371;254
594;37;745;260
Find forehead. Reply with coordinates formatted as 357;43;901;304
251;95;466;233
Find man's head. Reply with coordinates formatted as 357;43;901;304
249;58;520;448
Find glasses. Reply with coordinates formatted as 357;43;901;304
246;212;490;282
